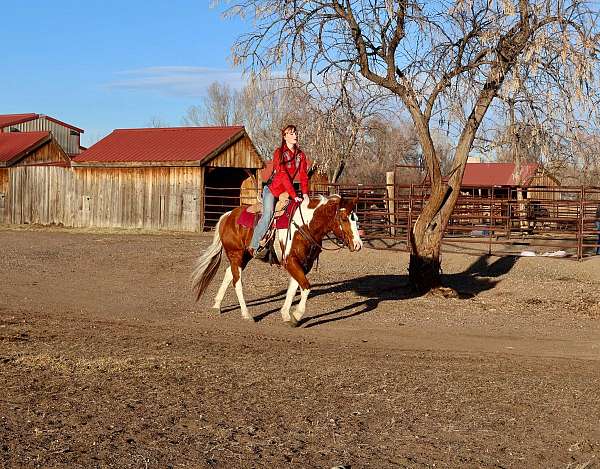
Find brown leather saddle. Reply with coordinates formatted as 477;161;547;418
246;192;291;218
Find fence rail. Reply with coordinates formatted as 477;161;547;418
206;183;600;259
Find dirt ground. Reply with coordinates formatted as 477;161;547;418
1;226;599;468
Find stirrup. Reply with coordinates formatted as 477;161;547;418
253;247;268;259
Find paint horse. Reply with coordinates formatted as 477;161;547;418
191;195;363;326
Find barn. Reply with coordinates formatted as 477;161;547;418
67;126;264;231
460;162;560;199
0;113;84;156
0;113;80;224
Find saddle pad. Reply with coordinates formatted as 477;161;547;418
275;201;299;229
236;208;259;228
236;201;300;229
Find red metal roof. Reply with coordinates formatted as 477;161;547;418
0;113;38;128
0;131;50;164
73;126;246;164
461;162;540;187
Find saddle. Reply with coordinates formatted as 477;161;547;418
237;192;298;230
245;192;291;218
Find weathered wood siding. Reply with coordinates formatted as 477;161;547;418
205;135;263;168
0;168;8;224
8;166;204;231
15;139;69;166
527;170;560;200
2;116;81;155
240;174;260;205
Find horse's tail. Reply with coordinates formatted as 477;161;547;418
191;211;229;301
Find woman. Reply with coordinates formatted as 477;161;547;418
249;124;310;258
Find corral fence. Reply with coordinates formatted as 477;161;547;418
204;182;600;259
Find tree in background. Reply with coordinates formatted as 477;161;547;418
146;116;170;128
183;73;379;182
226;0;600;292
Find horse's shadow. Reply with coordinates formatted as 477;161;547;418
220;254;519;327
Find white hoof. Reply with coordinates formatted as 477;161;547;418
284;316;299;328
292;309;304;322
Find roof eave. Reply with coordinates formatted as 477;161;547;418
71;160;203;168
199;128;247;166
2;133;52;166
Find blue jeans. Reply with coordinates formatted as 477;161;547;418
250;186;275;250
596;220;600;255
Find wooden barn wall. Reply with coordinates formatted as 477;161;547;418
0;168;8;224
240;174;260;205
527;172;560;200
7;166;204;231
9;166;74;226
205;135;263;168
16;139;68;166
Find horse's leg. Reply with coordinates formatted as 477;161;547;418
280;277;299;323
212;266;233;313
283;258;311;327
293;282;311;324
230;255;253;322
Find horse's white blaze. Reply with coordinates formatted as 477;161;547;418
280;277;299;321
212;266;232;309
350;214;363;251
233;267;251;320
277;196;328;260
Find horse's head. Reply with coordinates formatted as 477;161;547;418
331;196;363;252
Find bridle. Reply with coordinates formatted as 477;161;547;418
291;201;351;252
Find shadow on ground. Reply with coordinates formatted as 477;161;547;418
221;254;519;327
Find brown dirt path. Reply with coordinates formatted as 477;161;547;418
1;227;599;468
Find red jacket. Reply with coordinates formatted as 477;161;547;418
268;146;309;199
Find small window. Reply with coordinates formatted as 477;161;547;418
70;130;79;136
10;127;20;132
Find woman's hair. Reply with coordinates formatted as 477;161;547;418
279;124;298;154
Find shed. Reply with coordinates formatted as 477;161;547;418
460;162;560;199
0;131;70;224
0;113;84;156
68;126;264;231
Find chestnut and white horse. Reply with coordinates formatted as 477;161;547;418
191;195;363;326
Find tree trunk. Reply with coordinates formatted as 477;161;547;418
408;184;447;292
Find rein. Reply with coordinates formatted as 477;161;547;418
292;202;346;252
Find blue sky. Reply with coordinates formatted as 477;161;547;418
0;1;250;146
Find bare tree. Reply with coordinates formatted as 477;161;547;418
182;82;243;127
184;73;376;176
227;0;600;292
146;116;170;128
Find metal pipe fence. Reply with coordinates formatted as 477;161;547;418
204;183;600;259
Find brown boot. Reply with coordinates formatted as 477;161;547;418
253;246;268;259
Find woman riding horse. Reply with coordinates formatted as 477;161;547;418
192;196;363;325
249;124;309;258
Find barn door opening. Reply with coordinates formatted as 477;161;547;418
203;167;252;229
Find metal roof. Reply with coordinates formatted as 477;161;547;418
72;126;246;164
461;162;541;187
0;131;50;164
0;113;38;128
0;113;84;133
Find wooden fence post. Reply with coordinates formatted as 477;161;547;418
578;186;584;259
386;171;395;236
407;184;414;251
